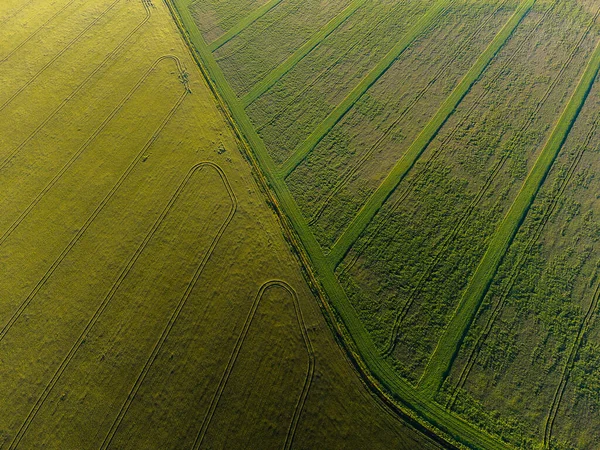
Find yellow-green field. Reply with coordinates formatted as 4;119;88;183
0;0;444;448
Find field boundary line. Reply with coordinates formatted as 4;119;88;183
0;55;187;352
0;0;152;174
419;36;600;396
0;0;78;62
207;0;283;52
0;0;122;113
191;280;313;450
279;0;455;178
308;0;509;228
166;1;510;447
328;0;535;268
383;0;595;357
100;162;237;450
6;101;205;450
241;0;366;107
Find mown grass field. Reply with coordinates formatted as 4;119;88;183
0;0;446;448
172;0;600;447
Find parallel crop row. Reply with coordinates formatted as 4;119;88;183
421;34;600;396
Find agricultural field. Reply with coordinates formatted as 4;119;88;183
0;0;446;448
171;0;600;447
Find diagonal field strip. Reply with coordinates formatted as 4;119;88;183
328;0;535;268
445;0;597;409
446;105;600;413
167;1;513;448
383;0;596;358
336;0;561;282
308;0;510;228
419;37;600;397
241;0;366;107
207;0;284;52
279;0;455;178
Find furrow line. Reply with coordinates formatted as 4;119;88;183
0;52;173;251
0;56;187;347
100;163;237;450
0;0;122;113
7;81;188;449
284;282;316;450
0;0;37;26
0;0;152;173
0;0;78;62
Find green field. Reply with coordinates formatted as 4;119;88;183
7;0;600;447
166;0;600;448
0;0;447;448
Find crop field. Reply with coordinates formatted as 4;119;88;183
170;0;600;447
0;0;447;448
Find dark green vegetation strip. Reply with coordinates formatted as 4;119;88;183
241;0;367;107
207;0;284;52
279;0;454;178
419;38;600;396
328;0;534;268
166;0;525;448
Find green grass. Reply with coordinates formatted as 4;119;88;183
241;0;367;107
278;0;455;178
328;0;534;268
207;0;283;52
419;37;600;396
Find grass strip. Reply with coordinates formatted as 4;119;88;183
419;37;600;396
166;0;517;448
207;0;284;52
279;0;454;178
241;0;367;108
328;0;534;267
